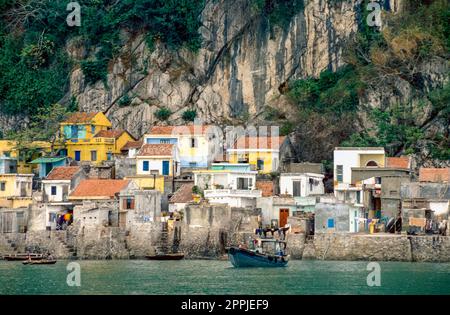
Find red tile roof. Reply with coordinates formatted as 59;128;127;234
256;180;274;197
63;112;100;124
386;157;410;169
231;136;286;150
70;179;130;198
149;125;216;136
121;140;143;151
169;183;194;204
46;166;81;180
137;144;174;156
419;168;450;183
94;129;129;139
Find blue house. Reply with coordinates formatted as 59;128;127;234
30;157;68;178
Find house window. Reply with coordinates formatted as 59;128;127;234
257;159;264;171
3;151;10;157
293;181;301;197
309;178;313;191
375;177;382;184
191;138;197;148
237;178;250;190
356;191;361;204
143;161;149;171
91;150;97;161
51;186;57;196
71;125;79;138
124;198;135;210
91;125;96;135
160;139;171;144
336;165;343;182
0;182;5;191
366;160;378;167
327;218;335;228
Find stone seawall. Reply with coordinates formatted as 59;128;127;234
286;233;450;262
2;230;450;262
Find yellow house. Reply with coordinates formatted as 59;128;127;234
60;112;135;164
0;174;34;209
227;136;286;174
0;140;54;174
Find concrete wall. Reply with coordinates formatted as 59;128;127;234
315;203;353;233
401;182;450;199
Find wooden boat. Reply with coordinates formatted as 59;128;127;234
145;253;185;260
22;259;57;265
3;253;44;261
228;238;289;268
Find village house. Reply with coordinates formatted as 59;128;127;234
315;198;364;233
69;179;133;229
401;167;450;235
256;195;296;228
0;140;55;174
118;185;161;229
120;140;143;158
279;172;324;197
280;172;325;213
168;183;194;213
136;143;180;177
60;112;135;164
193;163;262;207
39;166;86;230
30;156;69;179
0;173;34;233
227;136;294;174
143;125;221;170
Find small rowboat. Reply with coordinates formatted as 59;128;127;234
22;259;57;265
145;253;185;260
3;254;43;261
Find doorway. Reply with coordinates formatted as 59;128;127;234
279;209;289;228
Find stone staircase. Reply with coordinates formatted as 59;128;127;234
0;233;26;255
54;231;78;259
155;222;170;255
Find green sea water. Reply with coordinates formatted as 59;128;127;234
0;260;449;295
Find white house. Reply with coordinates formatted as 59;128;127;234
136;143;180;176
193;168;261;207
41;166;86;230
333;147;385;190
143;125;222;169
279;173;324;197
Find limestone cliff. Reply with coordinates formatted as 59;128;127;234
68;0;362;137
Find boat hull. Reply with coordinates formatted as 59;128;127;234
227;247;288;268
22;260;57;265
3;254;43;261
145;253;185;261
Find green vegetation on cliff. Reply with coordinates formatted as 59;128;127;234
0;0;206;118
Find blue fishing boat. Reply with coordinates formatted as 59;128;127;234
227;238;289;268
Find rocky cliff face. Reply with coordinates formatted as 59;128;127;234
68;0;363;138
2;0;446;166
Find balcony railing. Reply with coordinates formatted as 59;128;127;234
204;189;262;198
